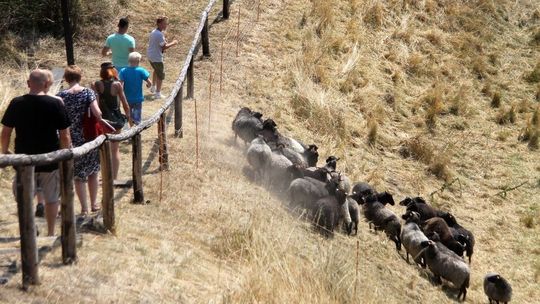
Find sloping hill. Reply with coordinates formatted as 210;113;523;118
0;0;539;303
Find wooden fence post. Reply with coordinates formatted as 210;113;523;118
132;133;144;203
99;141;115;233
187;57;195;99
59;159;77;264
202;16;211;57
158;113;169;171
174;85;184;138
15;165;40;289
223;0;230;19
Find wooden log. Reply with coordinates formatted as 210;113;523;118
99;141;115;233
131;133;144;203
187;57;195;99
174;86;184;138
158;113;169;171
202;17;210;57
223;0;230;19
59;159;77;264
15;166;40;289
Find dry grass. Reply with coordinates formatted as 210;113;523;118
1;0;539;303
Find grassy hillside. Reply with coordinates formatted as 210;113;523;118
1;0;539;303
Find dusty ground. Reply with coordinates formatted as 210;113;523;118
1;0;539;303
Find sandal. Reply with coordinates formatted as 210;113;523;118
91;207;101;212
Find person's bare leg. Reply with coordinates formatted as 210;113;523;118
152;71;156;87
156;77;163;93
111;141;120;180
45;202;59;236
75;179;88;214
88;173;99;211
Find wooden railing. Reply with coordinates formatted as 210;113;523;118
0;0;230;290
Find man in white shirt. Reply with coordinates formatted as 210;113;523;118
147;16;178;99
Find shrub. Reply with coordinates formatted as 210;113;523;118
491;91;501;108
525;62;540;83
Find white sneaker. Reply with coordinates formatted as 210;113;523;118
150;86;156;94
154;92;163;99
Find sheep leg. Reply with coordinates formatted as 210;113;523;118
433;275;442;285
405;251;410;263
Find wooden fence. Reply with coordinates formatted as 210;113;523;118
0;0;231;290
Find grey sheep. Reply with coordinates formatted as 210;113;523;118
484;273;512;304
264;149;293;192
359;192;402;251
246;135;272;182
281;144;319;168
440;212;475;263
345;196;360;236
417;240;470;301
401;210;429;267
232;107;263;145
313;180;349;238
258;118;311;154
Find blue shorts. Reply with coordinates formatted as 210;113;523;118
129;103;142;125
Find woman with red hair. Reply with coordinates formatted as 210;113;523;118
93;62;131;180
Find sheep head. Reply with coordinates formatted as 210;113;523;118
304;145;319;167
377;191;395;205
262;119;277;132
399;197;414;207
252;111;263;120
440;212;458;226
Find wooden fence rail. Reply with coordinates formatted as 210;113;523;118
0;0;227;290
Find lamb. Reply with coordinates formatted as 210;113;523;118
232;107;263;144
359;192;401;251
440;212;475;263
417;240;470;301
246;135;271;182
484;273;512;304
400;210;429;267
313;181;349;237
422;217;466;258
399;196;445;221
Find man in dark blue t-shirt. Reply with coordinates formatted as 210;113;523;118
1;69;72;236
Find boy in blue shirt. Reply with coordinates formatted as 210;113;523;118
119;52;152;124
102;18;136;71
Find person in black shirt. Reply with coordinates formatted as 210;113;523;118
1;69;72;236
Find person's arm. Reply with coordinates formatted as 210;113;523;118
114;82;131;123
101;46;111;57
162;39;178;51
1;126;13;154
145;79;152;88
59;128;72;149
89;100;102;119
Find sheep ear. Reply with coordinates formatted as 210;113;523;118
378;192;395;205
399;197;411;206
401;213;408;220
420;240;429;248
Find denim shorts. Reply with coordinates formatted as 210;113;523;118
129;103;142;125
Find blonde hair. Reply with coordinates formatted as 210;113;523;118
128;52;142;66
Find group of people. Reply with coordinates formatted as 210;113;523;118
0;16;178;237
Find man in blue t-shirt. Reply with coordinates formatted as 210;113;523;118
119;52;152;125
102;18;136;71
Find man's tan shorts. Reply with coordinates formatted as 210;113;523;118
12;170;60;204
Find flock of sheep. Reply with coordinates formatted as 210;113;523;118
232;107;513;303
